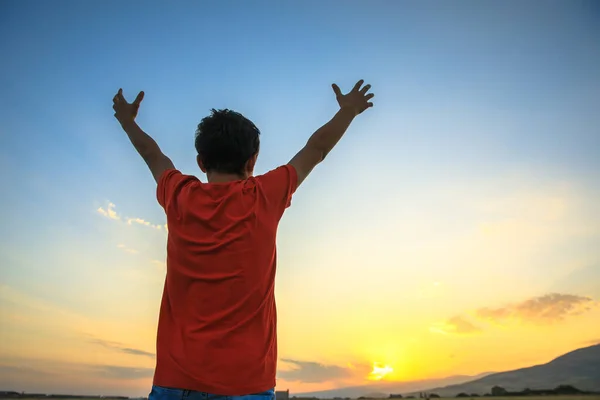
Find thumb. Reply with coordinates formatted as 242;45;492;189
331;84;342;97
133;91;145;106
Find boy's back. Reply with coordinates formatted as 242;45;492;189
112;80;373;398
154;166;297;394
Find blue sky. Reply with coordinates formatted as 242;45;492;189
1;0;599;395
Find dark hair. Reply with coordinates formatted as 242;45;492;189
194;109;260;175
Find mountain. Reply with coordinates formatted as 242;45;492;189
294;345;600;398
414;344;600;397
294;373;493;398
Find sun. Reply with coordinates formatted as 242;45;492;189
368;362;394;380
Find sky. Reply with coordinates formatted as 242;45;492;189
1;0;600;396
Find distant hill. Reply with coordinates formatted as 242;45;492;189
414;344;600;397
294;344;600;399
294;373;493;399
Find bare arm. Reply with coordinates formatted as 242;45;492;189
119;120;175;183
288;107;356;187
289;80;374;187
113;89;175;183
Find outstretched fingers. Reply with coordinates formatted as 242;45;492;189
333;80;374;112
332;83;342;97
113;88;125;104
362;85;374;110
352;79;364;92
133;91;145;106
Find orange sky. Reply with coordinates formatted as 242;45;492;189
2;0;600;397
2;177;600;395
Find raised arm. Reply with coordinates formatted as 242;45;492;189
112;89;175;183
288;80;374;187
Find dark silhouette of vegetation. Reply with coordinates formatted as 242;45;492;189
5;384;599;400
0;394;128;400
450;384;596;398
487;384;587;397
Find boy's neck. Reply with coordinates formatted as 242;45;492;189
207;171;250;183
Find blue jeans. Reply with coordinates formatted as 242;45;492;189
149;386;275;400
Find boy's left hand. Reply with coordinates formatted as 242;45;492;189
113;88;144;124
331;80;374;116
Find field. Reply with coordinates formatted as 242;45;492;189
7;397;600;400
4;397;600;400
441;398;600;400
347;397;600;400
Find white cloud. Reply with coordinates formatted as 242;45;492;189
96;202;120;220
126;217;163;230
96;201;165;233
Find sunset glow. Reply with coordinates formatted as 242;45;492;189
1;0;599;397
368;363;394;381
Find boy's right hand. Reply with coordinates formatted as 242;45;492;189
113;88;145;125
331;80;374;116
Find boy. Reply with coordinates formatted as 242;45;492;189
112;80;374;400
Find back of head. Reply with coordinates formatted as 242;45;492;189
195;109;260;176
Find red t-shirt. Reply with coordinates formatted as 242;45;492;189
153;165;297;395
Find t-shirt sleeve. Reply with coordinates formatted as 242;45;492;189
157;169;191;209
257;164;298;214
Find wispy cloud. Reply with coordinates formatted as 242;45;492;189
430;315;482;335
278;359;354;383
88;337;155;359
96;201;165;231
97;202;120;220
476;293;596;325
0;359;154;395
91;365;154;380
126;217;164;231
432;293;597;335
